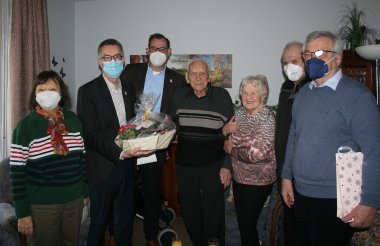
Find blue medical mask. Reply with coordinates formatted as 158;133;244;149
305;56;335;80
103;60;123;78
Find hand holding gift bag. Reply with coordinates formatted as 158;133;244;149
336;146;363;219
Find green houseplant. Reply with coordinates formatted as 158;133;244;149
336;1;378;52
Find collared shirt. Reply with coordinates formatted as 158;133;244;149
143;66;165;113
103;75;126;126
309;69;342;91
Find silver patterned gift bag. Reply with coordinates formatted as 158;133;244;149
336;146;363;219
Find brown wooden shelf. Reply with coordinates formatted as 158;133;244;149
341;50;376;96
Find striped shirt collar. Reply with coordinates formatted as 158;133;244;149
103;74;122;92
102;75;126;125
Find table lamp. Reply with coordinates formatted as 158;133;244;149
355;44;380;105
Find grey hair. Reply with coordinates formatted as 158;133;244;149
281;41;303;64
303;31;343;54
186;59;210;75
239;75;269;104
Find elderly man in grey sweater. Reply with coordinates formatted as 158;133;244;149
281;31;380;246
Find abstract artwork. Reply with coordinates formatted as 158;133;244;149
130;54;232;88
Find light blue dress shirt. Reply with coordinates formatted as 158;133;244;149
143;66;165;113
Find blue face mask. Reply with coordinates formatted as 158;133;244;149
305;57;335;80
103;60;123;78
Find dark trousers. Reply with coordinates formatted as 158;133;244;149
87;159;135;246
233;180;272;246
278;180;300;246
176;163;225;246
283;202;299;246
139;158;164;240
293;190;354;246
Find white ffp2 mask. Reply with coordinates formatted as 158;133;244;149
149;51;167;67
36;91;61;110
284;63;303;82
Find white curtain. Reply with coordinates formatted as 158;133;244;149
0;0;12;160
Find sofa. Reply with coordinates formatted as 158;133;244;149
0;157;23;245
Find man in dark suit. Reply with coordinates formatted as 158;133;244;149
77;39;152;246
120;33;187;246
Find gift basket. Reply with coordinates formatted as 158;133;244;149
115;93;176;151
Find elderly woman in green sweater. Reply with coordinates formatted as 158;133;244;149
9;70;88;246
224;75;277;246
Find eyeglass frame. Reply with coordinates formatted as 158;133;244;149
303;50;336;60
148;46;169;52
99;54;124;62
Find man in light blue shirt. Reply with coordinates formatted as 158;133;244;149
121;33;187;246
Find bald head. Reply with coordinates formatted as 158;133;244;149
186;59;211;98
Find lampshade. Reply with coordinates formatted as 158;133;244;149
355;44;380;60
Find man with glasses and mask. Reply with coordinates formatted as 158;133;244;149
275;41;308;246
120;33;186;246
77;39;152;246
281;31;380;245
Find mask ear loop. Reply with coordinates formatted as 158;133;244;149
323;56;337;75
323;55;336;65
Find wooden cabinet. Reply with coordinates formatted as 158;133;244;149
161;143;181;216
341;50;376;95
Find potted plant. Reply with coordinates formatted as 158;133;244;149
336;1;378;52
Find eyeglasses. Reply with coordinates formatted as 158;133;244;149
303;50;335;59
100;54;124;62
148;46;168;52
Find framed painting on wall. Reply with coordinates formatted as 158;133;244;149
130;54;232;88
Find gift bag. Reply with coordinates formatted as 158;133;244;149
336;146;363;219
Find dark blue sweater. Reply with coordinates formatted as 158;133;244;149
282;74;380;208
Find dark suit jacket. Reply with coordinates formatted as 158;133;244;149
121;63;187;114
77;75;136;184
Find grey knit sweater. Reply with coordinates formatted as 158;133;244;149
282;74;380;208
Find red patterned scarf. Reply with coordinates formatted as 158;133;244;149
35;105;69;155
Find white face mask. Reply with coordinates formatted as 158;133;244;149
283;63;304;82
149;51;167;67
36;91;61;110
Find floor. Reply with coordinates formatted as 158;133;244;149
79;211;192;246
132;216;193;246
